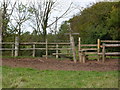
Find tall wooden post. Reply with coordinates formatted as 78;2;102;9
56;44;58;59
65;23;79;63
46;39;48;59
78;37;82;62
71;36;76;63
97;39;100;61
102;43;105;62
15;37;19;57
33;44;35;57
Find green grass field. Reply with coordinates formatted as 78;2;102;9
1;66;119;88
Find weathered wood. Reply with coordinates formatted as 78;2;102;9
21;42;46;44
48;43;70;45
105;52;120;55
98;52;120;55
1;48;15;50
53;53;72;55
85;52;97;54
104;44;120;47
83;52;85;63
81;48;97;51
2;42;14;44
97;39;100;61
80;44;97;47
19;48;71;50
11;44;14;57
33;44;35;57
102;43;105;62
78;37;82;63
79;50;86;63
56;44;59;58
15;37;19;57
20;42;70;45
71;36;76;63
46;39;48;59
20;48;36;50
101;40;120;43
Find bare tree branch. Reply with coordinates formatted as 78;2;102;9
47;2;73;27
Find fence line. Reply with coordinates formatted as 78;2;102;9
1;37;120;63
78;38;120;63
1;39;71;60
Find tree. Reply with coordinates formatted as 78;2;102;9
57;21;70;41
68;2;119;44
1;0;16;41
10;1;31;42
29;0;72;41
107;2;120;40
0;8;2;48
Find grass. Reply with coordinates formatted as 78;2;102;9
2;66;119;88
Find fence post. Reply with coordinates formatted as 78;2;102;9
11;44;14;57
97;39;100;61
46;39;48;59
71;36;76;63
102;43;105;62
78;37;82;63
82;51;85;63
15;37;19;57
56;44;58;59
33;44;35;57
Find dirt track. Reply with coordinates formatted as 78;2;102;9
2;58;120;71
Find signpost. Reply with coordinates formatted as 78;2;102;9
65;23;79;63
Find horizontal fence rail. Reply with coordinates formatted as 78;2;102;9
101;40;120;43
80;44;97;47
104;44;120;47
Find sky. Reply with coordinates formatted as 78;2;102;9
8;0;112;33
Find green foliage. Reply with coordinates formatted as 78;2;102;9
57;21;70;41
2;66;118;88
58;2;120;44
107;2;120;40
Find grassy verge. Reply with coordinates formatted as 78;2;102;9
2;66;119;88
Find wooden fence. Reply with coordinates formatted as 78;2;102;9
78;37;120;63
1;37;120;63
100;40;120;62
1;38;72;59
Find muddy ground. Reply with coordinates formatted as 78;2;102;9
2;58;120;71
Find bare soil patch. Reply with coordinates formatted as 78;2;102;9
2;58;120;71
